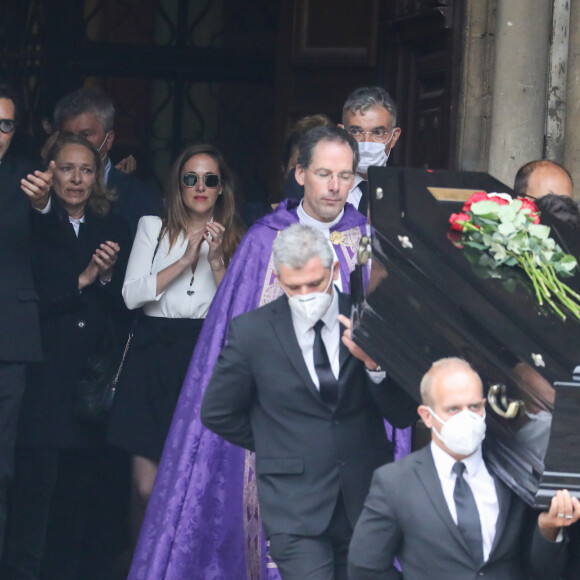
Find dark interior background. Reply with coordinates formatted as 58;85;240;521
0;0;462;210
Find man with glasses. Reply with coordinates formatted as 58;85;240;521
129;126;408;580
339;86;401;215
54;87;162;234
0;82;52;560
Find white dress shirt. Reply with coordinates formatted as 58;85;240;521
122;215;216;318
430;442;499;561
289;289;341;388
104;158;112;184
288;288;385;388
297;201;344;292
68;215;85;237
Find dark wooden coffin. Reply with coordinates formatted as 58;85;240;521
351;166;580;508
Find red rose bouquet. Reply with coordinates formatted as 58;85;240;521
449;192;580;321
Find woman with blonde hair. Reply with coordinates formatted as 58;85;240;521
5;133;131;578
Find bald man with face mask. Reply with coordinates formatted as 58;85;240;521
348;358;580;580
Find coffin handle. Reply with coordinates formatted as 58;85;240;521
488;384;524;419
358;235;372;265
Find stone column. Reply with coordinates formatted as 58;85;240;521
488;0;552;187
545;0;570;163
455;0;496;173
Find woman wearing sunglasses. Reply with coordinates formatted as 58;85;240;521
108;143;244;545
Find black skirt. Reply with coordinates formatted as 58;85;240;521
108;315;204;460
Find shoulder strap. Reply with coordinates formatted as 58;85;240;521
149;219;165;274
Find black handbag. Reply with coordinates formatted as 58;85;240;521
74;225;163;423
74;321;133;423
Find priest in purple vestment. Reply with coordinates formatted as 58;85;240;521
128;126;412;580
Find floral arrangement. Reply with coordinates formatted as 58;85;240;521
449;191;580;321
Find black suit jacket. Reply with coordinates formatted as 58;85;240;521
201;292;417;537
348;445;567;580
17;201;132;448
107;166;163;235
0;154;42;363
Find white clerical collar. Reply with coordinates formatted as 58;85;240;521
297;200;344;234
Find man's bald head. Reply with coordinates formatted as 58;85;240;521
514;160;573;200
420;357;483;408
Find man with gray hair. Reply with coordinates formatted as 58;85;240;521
201;224;417;580
339;86;401;215
54;87;162;233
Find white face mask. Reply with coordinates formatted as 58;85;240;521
286;264;334;326
356;138;392;174
428;407;486;457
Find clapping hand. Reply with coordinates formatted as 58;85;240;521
182;229;205;271
21;161;55;210
205;221;225;270
79;241;121;290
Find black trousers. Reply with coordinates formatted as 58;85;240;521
2;447;110;580
0;362;26;562
268;492;352;580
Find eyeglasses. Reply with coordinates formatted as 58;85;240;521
0;119;16;134
182;172;222;188
308;169;354;184
347;127;393;143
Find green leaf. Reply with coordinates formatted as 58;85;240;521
507;232;525;254
498;222;516;236
471;201;502;217
497;204;518;223
559;255;578;272
464;240;488;250
513;212;527;228
510;199;523;212
528;223;550;240
490;242;507;261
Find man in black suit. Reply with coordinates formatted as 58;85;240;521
201;224;417;580
0;82;52;558
338;87;402;215
54;87;162;234
348;357;580;580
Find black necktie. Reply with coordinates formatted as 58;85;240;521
357;180;369;216
312;320;339;407
452;462;484;564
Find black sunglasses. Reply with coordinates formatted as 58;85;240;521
182;172;222;188
0;119;16;134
